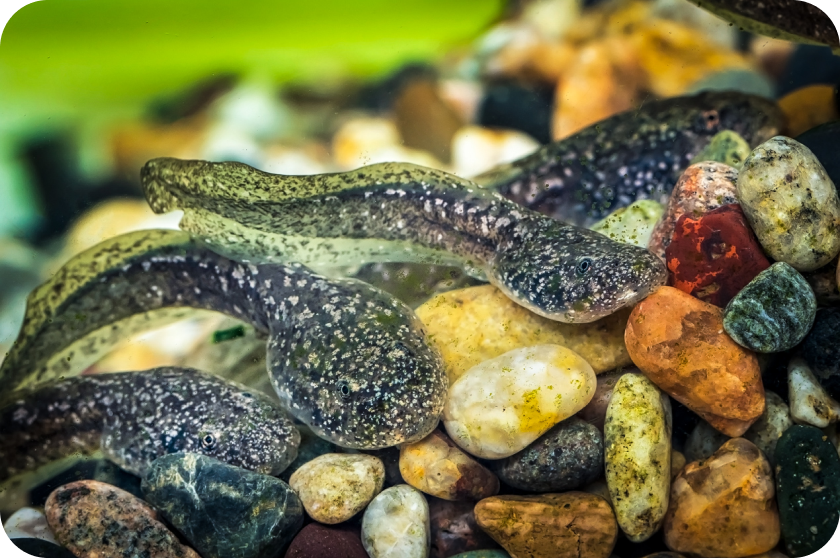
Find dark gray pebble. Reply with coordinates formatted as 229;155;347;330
797;307;840;400
142;452;303;558
488;417;602;492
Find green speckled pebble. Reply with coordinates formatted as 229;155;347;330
590;200;665;247
690;130;752;169
141;452;304;558
775;425;840;557
723;262;817;352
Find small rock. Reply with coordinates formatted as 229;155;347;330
664;438;780;558
489;417;603;493
577;369;626;432
689;130;752;169
443;345;596;459
2;507;55;543
142;453;303;558
648;162;739;263
723;262;817;352
801;258;840;306
400;430;499;501
284;523;368;558
280;424;338;483
289;453;385;523
777;84;839;138
684;419;729;463
670;451;686;480
451;126;539;179
474;492;618;558
624;286;765;437
393;78;464;164
45;480;200;558
744;391;794;466
9;538;77;558
797;308;840;400
416;285;631;382
605;373;672;542
590;200;665;248
362;484;430;558
775;425;840;557
428;498;501;558
665;203;771;307
788;358;840;428
795;120;840;188
478;82;553;144
738;136;840;272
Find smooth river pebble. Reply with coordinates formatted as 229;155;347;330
362;484;430;558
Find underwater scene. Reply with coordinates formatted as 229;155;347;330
1;0;840;557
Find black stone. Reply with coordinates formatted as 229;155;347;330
142;452;304;558
488;417;602;492
777;45;840;97
796;121;840;194
478;81;553;144
10;538;77;558
796;307;840;400
775;425;840;557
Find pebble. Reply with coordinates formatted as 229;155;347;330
795;120;840;189
689;130;751;169
284;523;368;558
478;82;553;144
399;430;499;501
787;358;840;428
796;308;840;400
663;438;780;558
443;345;596;459
488;417;603;493
450;126;539;179
428;498;501;558
648;162;739;263
775;425;840;557
141;453;304;558
45;480;200;558
289;453;385;523
670;450;686;480
393;78;463;163
802;259;840;307
744;391;794;466
723;262;817;352
577;370;625;432
665;203;771;307
604;373;672;542
590;200;665;248
684;420;729;463
361;484;430;558
737;136;840;272
9;538;77;558
416;285;631;382
474;492;618;558
777;84;839;137
624;286;765;437
2;507;56;543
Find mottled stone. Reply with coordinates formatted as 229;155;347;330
444;345;596;459
797;308;840;400
280;424;337;483
2;507;55;543
9;538;77;558
590;200;665;248
684;420;729;463
428;498;501;558
738;136;840;272
605;373;672;542
775;425;840;557
284;523;368;558
141;453;303;558
624;286;765;437
578;370;626;432
648;162;739;263
723;262;817;352
664;438;780;558
788;358;840;428
45;480;200;558
474;492;618;558
690;130;752;169
400;430;498;501
416;285;631;381
665;204;771;307
489;417;602;493
362;484;430;558
745;391;793;466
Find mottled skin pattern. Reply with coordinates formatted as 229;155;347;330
141;159;666;323
476;91;784;226
0;368;299;482
0;229;446;449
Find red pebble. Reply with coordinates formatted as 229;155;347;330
284;523;368;558
665;203;770;307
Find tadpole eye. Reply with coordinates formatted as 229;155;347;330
576;258;592;275
702;110;720;129
201;434;216;449
337;379;351;399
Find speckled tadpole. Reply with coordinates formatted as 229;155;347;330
0;367;299;482
0;229;446;449
141;160;666;323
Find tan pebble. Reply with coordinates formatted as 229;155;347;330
670;450;686;480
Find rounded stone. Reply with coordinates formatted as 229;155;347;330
723;262;817;353
737;136;840;272
2;507;55;544
787;358;840;428
428;498;501;558
489;417;602;493
284;523;368;558
797;308;840;400
577;369;625;432
289;453;385;524
141;453;304;558
45;480;200;558
689;130;752;169
744;391;793;466
775;425;840;557
590;200;665;248
684;420;729;463
362;484;430;558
